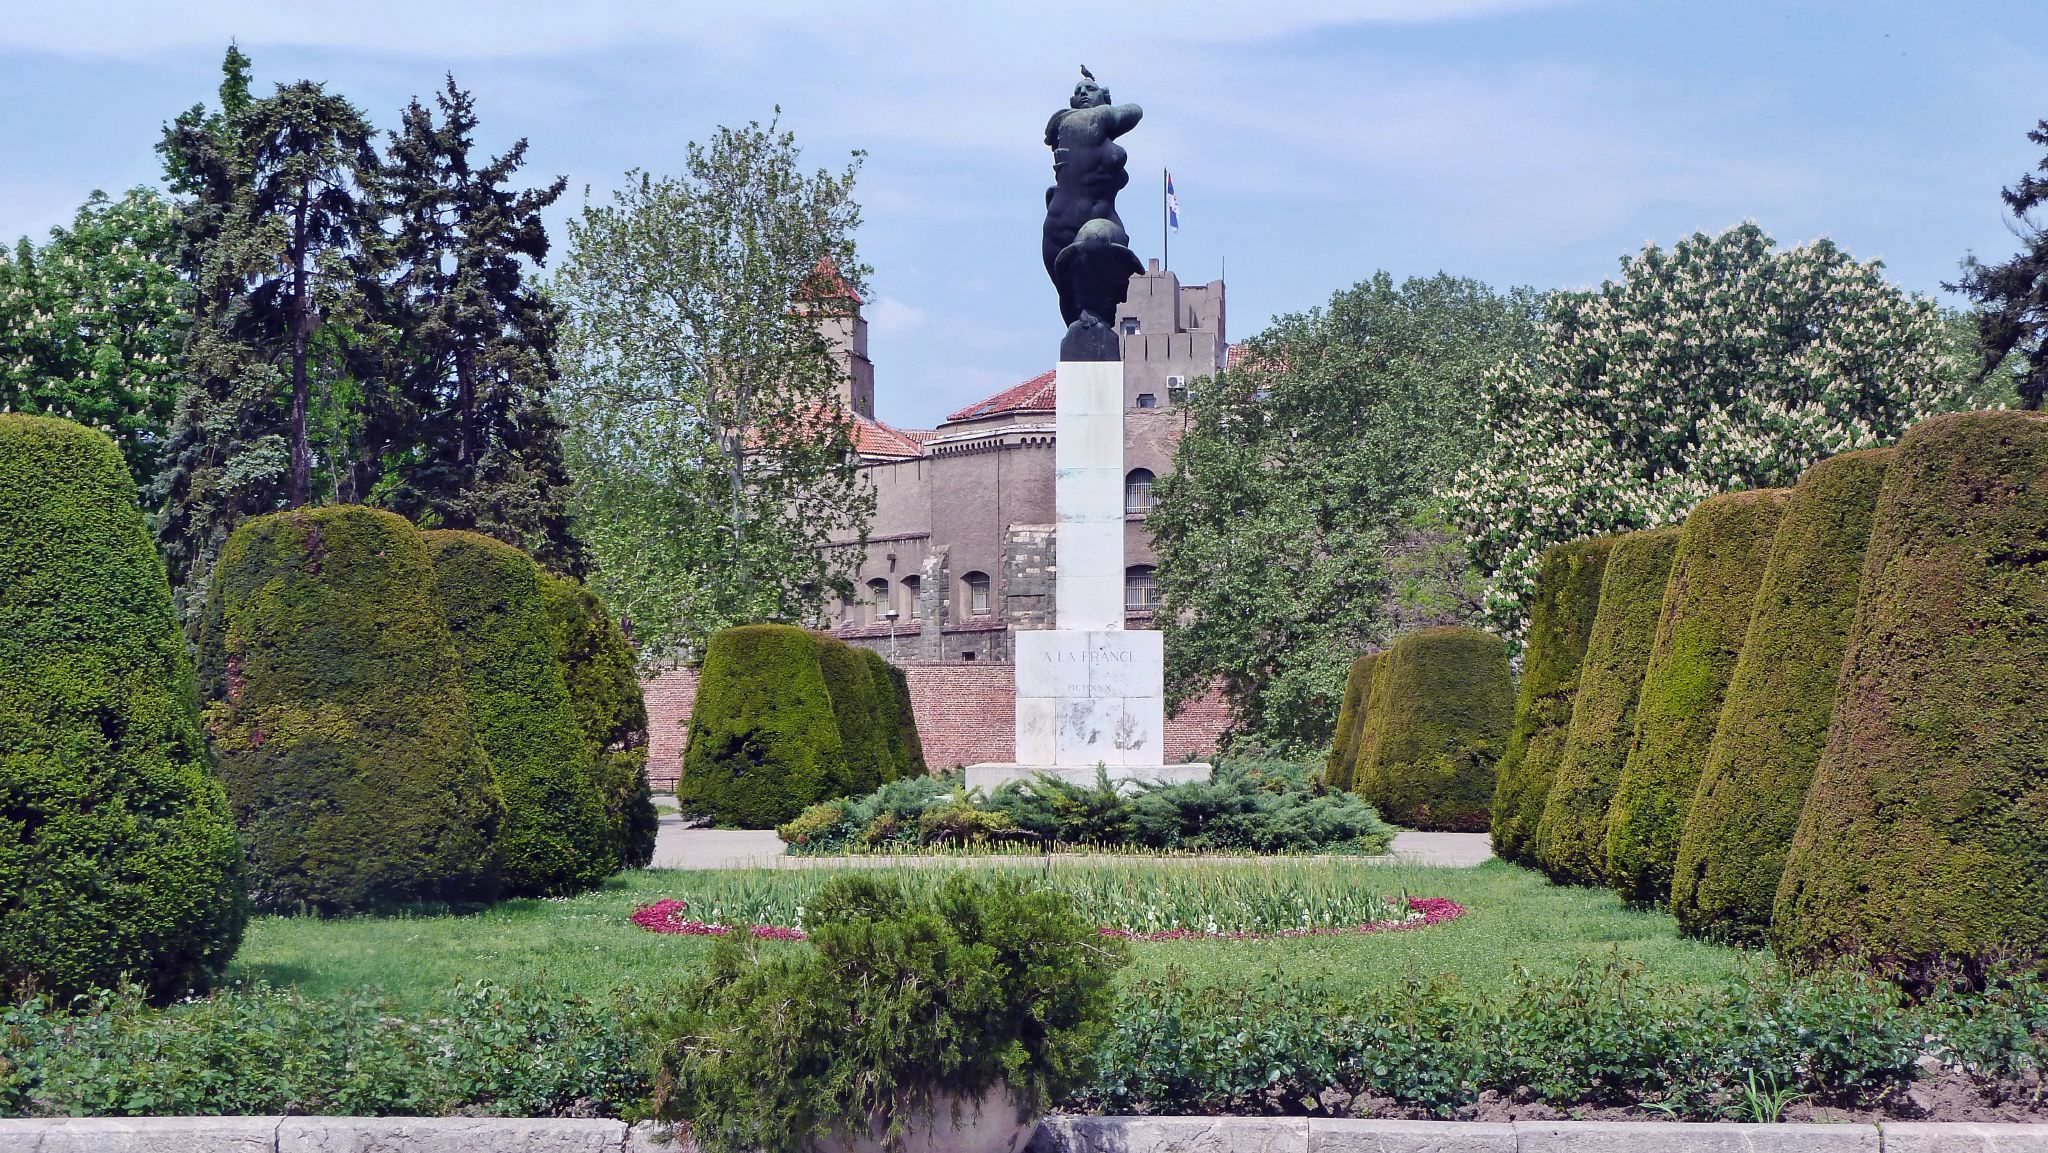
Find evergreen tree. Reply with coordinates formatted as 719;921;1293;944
1950;118;2048;410
373;78;583;573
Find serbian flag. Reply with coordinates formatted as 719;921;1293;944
1166;170;1181;232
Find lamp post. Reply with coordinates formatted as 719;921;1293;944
882;608;900;662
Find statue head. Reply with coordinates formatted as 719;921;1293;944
1070;81;1110;109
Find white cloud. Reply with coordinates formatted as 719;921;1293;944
865;295;927;336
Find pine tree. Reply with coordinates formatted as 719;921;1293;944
1950;118;2048;410
372;78;583;573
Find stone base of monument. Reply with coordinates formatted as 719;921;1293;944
963;761;1214;791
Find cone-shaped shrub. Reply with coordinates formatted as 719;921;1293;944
540;572;658;871
202;507;503;913
815;634;894;794
0;415;246;1000
426;532;615;896
682;625;848;827
1356;626;1513;832
1324;653;1381;792
1534;527;1680;886
1773;411;2048;980
886;664;928;777
1671;449;1892;943
1606;488;1789;906
1491;537;1615;866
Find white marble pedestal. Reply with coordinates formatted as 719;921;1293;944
966;359;1212;792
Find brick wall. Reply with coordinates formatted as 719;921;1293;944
640;663;1231;789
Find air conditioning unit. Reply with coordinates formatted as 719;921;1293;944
1166;375;1188;403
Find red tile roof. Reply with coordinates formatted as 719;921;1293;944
852;413;930;459
945;369;1057;423
796;256;862;305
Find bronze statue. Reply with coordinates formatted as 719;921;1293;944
1043;71;1144;360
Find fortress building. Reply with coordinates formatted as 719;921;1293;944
824;260;1227;663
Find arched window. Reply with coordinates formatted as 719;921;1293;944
902;574;922;619
1125;565;1159;611
866;577;891;624
1124;468;1155;515
962;571;991;616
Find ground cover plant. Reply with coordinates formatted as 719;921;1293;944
778;759;1395;856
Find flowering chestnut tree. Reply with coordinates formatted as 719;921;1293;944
1453;223;1976;639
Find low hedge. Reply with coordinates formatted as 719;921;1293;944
1324;652;1382;793
0;415;246;1001
1671;449;1892;943
681;624;848;828
1607;489;1787;907
1532;527;1680;886
426;532;615;897
540;573;658;870
201;507;504;913
813;634;894;795
1774;411;2048;981
1355;627;1514;832
1490;537;1614;866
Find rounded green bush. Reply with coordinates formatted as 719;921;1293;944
1671;449;1893;943
1491;536;1616;866
1356;626;1514;832
814;634;894;794
1773;411;2048;980
858;648;912;780
202;506;503;913
1532;527;1680;886
1606;488;1788;906
425;531;615;896
0;415;246;1001
681;625;849;828
1323;652;1381;793
540;572;658;871
884;663;928;777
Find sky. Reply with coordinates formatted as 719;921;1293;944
1;0;2042;430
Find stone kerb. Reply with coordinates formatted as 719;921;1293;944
0;1116;674;1153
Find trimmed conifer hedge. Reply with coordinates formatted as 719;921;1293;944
1356;626;1513;832
1324;653;1380;793
858;647;913;779
1773;411;2048;979
1491;537;1615;866
426;532;615;896
540;572;658;871
0;415;247;1001
1532;527;1680;886
1671;449;1892;943
202;507;504;913
885;663;929;777
681;625;849;827
1606;488;1788;906
814;634;895;795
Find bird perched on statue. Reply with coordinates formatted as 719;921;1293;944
1080;65;1095;81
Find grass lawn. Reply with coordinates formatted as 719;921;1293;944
228;858;1756;1010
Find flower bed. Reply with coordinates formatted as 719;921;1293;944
630;895;1466;942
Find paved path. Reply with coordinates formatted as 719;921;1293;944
649;812;1493;870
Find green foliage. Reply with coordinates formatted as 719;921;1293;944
1080;959;1924;1119
1533;528;1680;886
861;649;910;780
779;761;1397;856
1606;489;1788;906
555;120;874;663
1948;118;2048;410
646;872;1129;1153
0;980;646;1119
885;662;928;776
1672;449;1893;943
1774;411;2048;980
539;572;656;870
425;531;614;896
1152;273;1538;751
681;624;848;828
201;505;504;912
1490;537;1614;865
1323;652;1381;792
813;634;894;794
0;415;245;1001
1456;222;1979;640
1356;627;1514;832
0;189;187;484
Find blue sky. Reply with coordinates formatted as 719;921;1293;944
1;1;2041;430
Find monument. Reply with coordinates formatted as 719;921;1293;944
965;70;1212;790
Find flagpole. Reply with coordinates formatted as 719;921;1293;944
1161;167;1169;272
